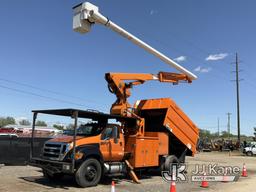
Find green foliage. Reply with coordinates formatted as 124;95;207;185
254;127;256;140
19;119;31;126
199;128;251;140
35;120;47;126
199;129;211;138
220;131;229;138
66;123;74;130
220;131;235;138
0;116;16;127
53;124;64;130
199;129;221;139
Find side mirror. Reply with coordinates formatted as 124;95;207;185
113;126;119;144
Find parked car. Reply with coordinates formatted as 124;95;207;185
0;133;18;138
243;144;256;156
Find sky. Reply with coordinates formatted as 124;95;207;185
0;0;256;135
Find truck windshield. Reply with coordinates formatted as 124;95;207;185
64;123;104;137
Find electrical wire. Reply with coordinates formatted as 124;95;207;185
125;23;232;82
0;84;96;109
0;77;104;106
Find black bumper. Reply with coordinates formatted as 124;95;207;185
29;157;74;174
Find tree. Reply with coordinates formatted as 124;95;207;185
19;119;31;126
211;132;219;138
66;123;74;130
254;127;256;141
53;124;64;130
220;131;235;138
0;116;16;127
35;120;47;126
199;129;211;138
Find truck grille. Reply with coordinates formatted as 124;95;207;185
42;142;67;161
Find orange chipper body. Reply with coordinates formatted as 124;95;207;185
105;72;199;167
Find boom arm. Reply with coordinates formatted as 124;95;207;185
105;72;190;116
73;2;197;80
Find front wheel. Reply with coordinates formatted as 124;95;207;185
246;151;253;156
75;158;102;187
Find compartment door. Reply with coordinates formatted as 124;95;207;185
144;139;159;166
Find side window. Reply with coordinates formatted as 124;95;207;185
101;127;113;140
113;126;120;139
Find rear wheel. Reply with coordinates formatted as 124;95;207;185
160;155;179;172
164;155;179;172
75;158;102;187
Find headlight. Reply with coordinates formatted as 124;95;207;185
65;142;73;153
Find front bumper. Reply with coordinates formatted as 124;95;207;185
29;157;74;174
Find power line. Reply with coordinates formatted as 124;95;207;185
0;77;103;106
0;84;97;109
125;23;231;82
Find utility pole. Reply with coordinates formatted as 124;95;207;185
231;53;242;144
218;118;220;137
235;53;241;144
227;113;232;140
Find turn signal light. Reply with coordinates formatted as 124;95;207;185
75;152;84;160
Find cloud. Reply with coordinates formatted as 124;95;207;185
15;117;28;122
15;117;30;125
150;10;158;15
206;53;228;61
174;56;187;62
194;66;212;73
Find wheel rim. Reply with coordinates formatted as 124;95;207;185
85;165;97;182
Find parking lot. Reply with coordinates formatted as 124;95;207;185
0;151;255;192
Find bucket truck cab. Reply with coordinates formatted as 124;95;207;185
30;109;133;187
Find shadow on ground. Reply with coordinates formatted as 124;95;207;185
19;168;161;189
20;175;78;189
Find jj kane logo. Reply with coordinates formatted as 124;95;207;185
162;163;240;182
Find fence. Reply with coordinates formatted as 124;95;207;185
0;136;49;165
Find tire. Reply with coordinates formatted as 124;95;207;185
246;151;253;156
160;157;166;172
42;169;63;180
164;155;179;172
179;155;186;163
75;158;102;187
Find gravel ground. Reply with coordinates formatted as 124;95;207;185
0;151;255;192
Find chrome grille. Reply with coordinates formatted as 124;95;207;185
42;142;67;160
